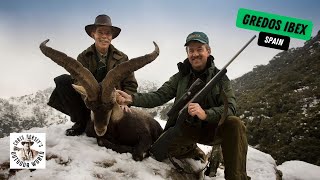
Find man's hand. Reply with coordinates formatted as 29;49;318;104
188;103;207;120
120;105;131;113
116;90;133;105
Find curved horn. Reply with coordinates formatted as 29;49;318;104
101;41;159;103
40;39;100;101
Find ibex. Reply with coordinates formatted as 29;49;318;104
40;39;163;161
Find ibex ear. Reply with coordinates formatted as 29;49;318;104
72;84;88;97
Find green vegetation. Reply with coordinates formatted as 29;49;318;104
233;31;320;165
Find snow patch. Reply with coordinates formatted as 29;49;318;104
278;160;320;180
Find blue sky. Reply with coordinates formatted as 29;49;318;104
0;0;319;98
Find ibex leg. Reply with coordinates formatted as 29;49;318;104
97;137;133;154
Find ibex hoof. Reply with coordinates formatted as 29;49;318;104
65;128;84;136
132;151;144;161
97;139;104;146
133;154;143;161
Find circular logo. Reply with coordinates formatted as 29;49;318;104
10;133;46;169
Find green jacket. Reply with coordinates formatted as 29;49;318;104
76;44;138;94
132;56;237;129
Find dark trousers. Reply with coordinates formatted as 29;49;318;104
47;74;90;129
152;116;248;180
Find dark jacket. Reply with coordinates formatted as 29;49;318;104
132;56;237;129
76;44;138;94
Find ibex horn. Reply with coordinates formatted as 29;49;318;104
40;39;100;101
101;41;160;103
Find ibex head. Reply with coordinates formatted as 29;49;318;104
40;39;159;136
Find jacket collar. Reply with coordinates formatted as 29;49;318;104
83;44;123;61
177;55;215;76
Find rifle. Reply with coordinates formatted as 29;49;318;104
177;35;256;125
150;35;257;162
164;78;206;131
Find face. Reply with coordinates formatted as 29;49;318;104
92;26;113;54
92;109;111;136
23;143;31;150
186;41;211;71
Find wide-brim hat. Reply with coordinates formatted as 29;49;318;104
85;14;121;39
21;139;34;146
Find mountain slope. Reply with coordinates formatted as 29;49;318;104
0;88;68;138
232;30;320;165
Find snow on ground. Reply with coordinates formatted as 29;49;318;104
0;119;319;179
277;160;320;180
246;147;277;180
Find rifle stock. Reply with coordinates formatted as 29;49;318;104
167;78;205;118
164;78;205;130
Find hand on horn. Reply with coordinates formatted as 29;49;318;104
116;90;133;105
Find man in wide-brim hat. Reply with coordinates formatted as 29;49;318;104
47;14;138;136
17;139;39;161
85;14;121;39
21;139;34;146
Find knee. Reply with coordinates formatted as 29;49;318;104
54;74;73;85
224;116;246;131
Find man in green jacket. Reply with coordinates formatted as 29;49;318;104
117;32;249;179
48;14;138;136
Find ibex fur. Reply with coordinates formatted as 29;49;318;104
40;39;163;161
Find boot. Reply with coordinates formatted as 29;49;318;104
65;121;86;136
175;145;206;163
205;145;222;177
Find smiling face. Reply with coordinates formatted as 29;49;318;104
23;142;31;150
92;26;113;54
186;41;211;71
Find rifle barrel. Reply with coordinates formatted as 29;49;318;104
222;35;257;69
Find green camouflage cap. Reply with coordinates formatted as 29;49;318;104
185;31;209;46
